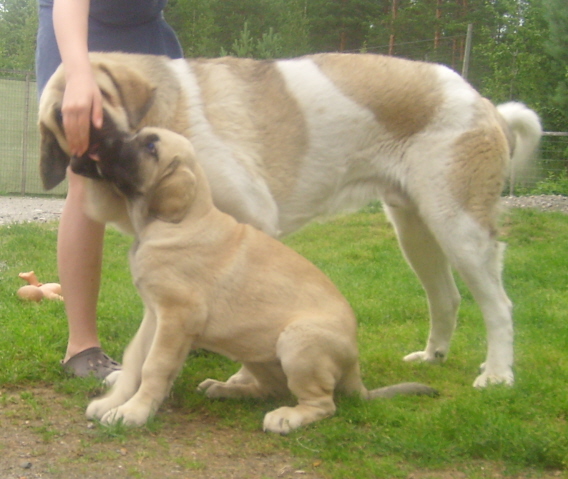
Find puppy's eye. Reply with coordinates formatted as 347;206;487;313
146;142;158;157
143;134;160;157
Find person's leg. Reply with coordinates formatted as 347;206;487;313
59;170;103;361
58;169;120;380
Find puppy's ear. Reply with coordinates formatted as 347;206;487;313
149;161;196;223
98;63;156;129
40;123;69;190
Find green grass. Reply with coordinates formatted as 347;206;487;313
1;207;568;477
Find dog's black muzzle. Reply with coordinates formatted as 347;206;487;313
70;113;141;197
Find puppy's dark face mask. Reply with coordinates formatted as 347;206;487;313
71;115;153;198
39;57;157;191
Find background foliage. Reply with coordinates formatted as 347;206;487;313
0;0;566;130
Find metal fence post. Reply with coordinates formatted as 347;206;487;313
461;24;473;79
20;71;31;195
509;164;516;196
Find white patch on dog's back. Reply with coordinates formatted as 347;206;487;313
430;65;479;132
275;58;395;233
168;59;280;236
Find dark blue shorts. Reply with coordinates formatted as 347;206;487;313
36;0;183;94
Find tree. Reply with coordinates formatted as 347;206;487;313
165;0;220;57
0;0;37;71
364;0;492;66
208;0;280;55
270;0;310;57
0;0;560;130
473;0;559;129
224;21;257;57
306;0;381;52
542;0;568;129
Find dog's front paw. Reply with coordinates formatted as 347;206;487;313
86;397;123;421
263;407;304;435
473;369;514;388
403;350;445;364
99;403;151;427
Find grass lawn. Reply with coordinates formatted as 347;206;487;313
1;206;567;478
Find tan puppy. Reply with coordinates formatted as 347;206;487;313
77;126;436;433
39;52;542;387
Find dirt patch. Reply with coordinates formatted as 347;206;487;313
0;387;323;479
1;387;563;479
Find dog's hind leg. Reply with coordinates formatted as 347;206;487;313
262;319;351;434
385;205;462;364
435;223;513;387
86;309;157;421
387;203;514;387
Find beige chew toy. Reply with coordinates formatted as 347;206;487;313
17;271;63;302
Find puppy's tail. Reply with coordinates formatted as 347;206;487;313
496;102;542;175
365;382;439;400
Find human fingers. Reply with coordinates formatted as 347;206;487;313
91;86;104;130
61;75;99;156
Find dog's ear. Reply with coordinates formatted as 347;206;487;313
149;160;196;223
39;123;69;190
98;63;157;129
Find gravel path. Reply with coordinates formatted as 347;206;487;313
0;196;66;226
0;195;567;226
500;194;568;214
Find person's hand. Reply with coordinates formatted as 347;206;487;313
61;69;103;156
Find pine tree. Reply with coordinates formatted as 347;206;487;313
543;0;568;125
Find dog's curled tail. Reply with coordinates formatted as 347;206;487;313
366;382;439;400
497;102;543;175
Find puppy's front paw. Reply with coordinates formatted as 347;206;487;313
86;397;122;421
263;407;303;435
100;403;151;427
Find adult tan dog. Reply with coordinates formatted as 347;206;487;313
39;52;542;388
75;126;437;433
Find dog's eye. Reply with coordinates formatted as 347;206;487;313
146;142;158;157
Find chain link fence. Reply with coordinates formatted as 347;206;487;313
509;132;568;196
0;71;67;196
0;69;566;198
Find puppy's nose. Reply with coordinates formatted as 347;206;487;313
55;108;63;126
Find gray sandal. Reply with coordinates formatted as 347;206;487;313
61;347;121;380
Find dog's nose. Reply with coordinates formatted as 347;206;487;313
54;108;63;126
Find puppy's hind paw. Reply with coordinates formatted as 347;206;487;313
197;378;225;398
197;378;262;399
263;407;304;435
103;370;122;387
